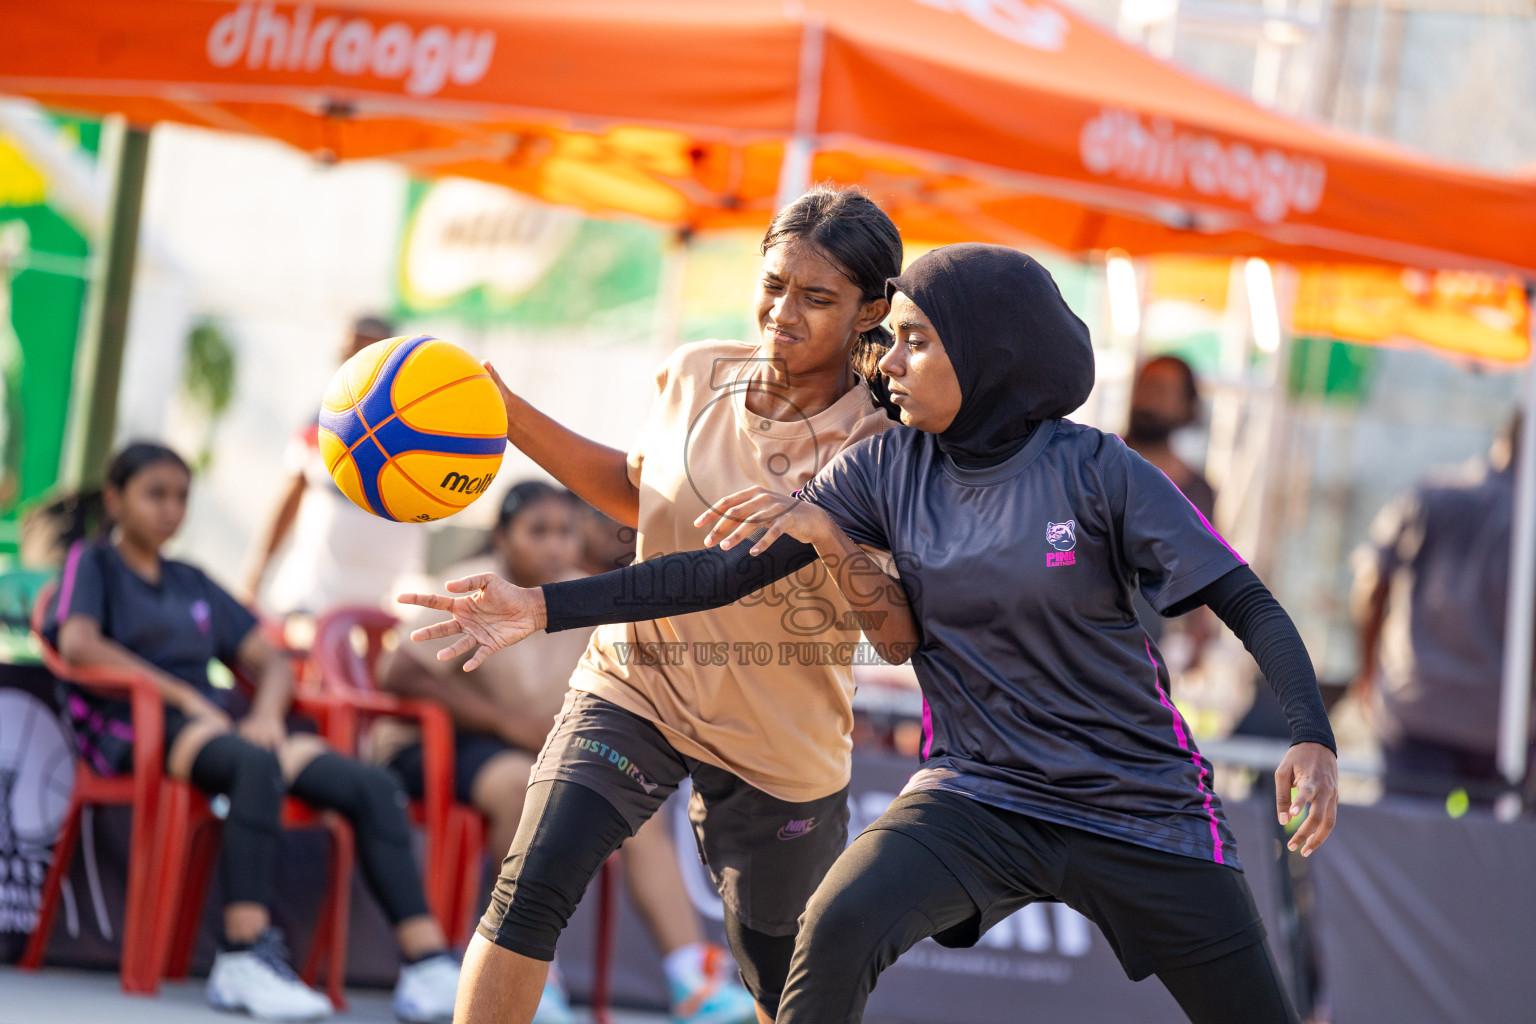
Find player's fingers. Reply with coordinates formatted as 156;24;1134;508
396;592;452;611
697;490;759;532
483;361;514;401
719;514;771;551
716;496;781;548
701;506;741;547
445;573;497;594
1289;793;1329;856
436;634;478;662
1274;764;1296;824
463;645;492;671
750;521;785;556
1290;775;1319;819
1299;792;1339;856
705;486;768;520
695;504;728;537
409;619;464;642
722;492;783;526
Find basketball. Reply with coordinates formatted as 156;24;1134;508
318;334;507;522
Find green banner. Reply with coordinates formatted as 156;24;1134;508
392;176;663;335
0;115;98;556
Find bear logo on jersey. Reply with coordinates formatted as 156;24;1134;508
1047;520;1077;567
1046;521;1076;551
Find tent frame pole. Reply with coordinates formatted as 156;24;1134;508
1496;283;1536;818
59;116;149;491
774;16;825;212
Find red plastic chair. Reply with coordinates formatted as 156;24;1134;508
21;583;167;993
308;608;458;935
310;607;621;1023
150;661;356;1009
22;584;355;1008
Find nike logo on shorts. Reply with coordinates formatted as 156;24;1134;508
777;817;818;840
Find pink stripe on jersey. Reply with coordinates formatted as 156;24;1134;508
1145;637;1224;865
1148;461;1247;566
920;697;934;760
57;540;85;620
1185;494;1246;566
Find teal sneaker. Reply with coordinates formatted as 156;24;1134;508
668;945;759;1024
533;961;577;1024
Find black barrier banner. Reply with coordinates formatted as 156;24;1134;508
0;664;76;964
1310;800;1536;1024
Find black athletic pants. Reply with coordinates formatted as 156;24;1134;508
186;731;430;927
777;797;1298;1024
482;779;801;1014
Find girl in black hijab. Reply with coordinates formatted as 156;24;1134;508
403;244;1336;1024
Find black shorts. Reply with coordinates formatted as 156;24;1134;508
387;731;517;806
873;789;1266;981
480;688;849;951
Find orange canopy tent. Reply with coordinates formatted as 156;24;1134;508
3;0;1533;276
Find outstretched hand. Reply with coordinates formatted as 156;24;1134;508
396;573;547;671
1275;741;1339;856
695;485;835;555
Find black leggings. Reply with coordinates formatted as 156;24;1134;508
481;780;794;1011
188;738;429;927
777;828;1298;1024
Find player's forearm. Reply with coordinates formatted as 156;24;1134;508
502;392;639;528
1200;567;1336;752
1353;582;1387;685
540;535;815;632
814;527;918;664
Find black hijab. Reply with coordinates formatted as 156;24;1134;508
886;243;1095;467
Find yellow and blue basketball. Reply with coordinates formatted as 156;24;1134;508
318;335;507;522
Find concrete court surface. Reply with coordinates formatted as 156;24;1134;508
0;966;667;1024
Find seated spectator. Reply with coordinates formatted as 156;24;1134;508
45;442;459;1023
1351;413;1535;806
380;481;757;1024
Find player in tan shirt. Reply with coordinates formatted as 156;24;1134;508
402;187;913;1024
381;482;756;1024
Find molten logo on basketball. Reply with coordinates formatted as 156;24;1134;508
440;471;494;496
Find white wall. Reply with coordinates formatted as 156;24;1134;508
118;124;660;593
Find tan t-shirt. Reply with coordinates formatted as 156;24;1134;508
570;339;897;801
371;555;594;765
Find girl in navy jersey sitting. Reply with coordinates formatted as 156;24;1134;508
47;443;459;1023
404;245;1338;1024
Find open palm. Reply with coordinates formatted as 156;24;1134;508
396;572;543;670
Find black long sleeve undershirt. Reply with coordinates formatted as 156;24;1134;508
1179;566;1336;753
542;533;818;631
542;546;1334;753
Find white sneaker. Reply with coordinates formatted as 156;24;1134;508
207;929;334;1021
392;953;461;1024
533;960;577;1024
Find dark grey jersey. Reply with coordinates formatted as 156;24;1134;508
800;419;1246;867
